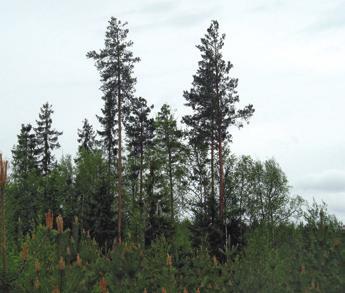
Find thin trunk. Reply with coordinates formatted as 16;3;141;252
200;151;208;213
146;162;155;245
139;152;143;207
168;147;174;222
117;100;123;244
210;133;215;223
107;137;112;217
218;137;225;220
257;179;265;222
239;172;245;243
210;61;216;223
131;175;137;243
214;50;225;221
217;124;225;222
80;193;85;240
139;122;144;212
139;140;144;245
117;54;123;244
107;138;112;176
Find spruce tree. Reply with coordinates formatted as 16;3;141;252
186;129;215;248
87;17;140;243
75;150;115;248
145;146;174;245
34;102;63;176
95;91;118;173
11;124;39;235
11;124;38;179
144;104;188;245
124;97;154;203
77;119;96;152
124;96;154;243
154;104;187;222
183;20;254;220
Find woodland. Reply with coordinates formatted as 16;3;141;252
0;18;344;292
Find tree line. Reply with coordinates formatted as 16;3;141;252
7;18;305;255
1;17;345;292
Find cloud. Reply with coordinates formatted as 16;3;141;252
303;1;345;33
164;10;215;28
123;0;178;16
128;1;220;32
246;0;285;13
297;169;345;193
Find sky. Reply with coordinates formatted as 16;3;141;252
1;0;345;219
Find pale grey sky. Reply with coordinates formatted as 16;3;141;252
1;0;345;219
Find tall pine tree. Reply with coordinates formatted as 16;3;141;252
183;20;254;221
87;17;140;243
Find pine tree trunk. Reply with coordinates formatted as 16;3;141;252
210;90;216;223
218;136;225;220
210;134;215;223
215;53;225;221
168;147;174;222
139;151;143;208
139;142;144;245
117;66;123;244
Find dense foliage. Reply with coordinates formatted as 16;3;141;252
1;18;343;292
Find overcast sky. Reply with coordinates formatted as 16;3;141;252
1;0;345;220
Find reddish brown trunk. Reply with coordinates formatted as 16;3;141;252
117;54;123;244
210;134;215;223
139;147;143;211
117;101;123;244
214;50;225;221
218;138;225;220
168;147;174;222
210;141;215;198
117;97;123;244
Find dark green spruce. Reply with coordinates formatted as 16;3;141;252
124;96;154;244
77;118;96;152
34;102;63;176
11;124;38;179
